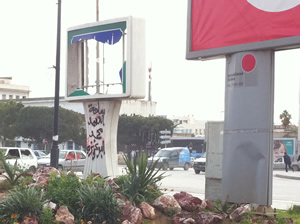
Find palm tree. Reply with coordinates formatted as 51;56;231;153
279;110;292;128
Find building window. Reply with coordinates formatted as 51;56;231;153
16;141;21;147
16;95;20;99
75;144;80;150
67;141;74;150
2;94;6;99
22;96;26;99
9;95;13;99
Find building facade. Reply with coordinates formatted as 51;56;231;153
0;77;30;100
170;115;207;137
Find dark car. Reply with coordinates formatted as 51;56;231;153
147;147;191;171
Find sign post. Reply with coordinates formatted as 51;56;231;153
186;0;300;206
159;129;171;148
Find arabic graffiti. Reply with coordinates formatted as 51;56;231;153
86;103;105;160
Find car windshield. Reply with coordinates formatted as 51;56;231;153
43;151;68;159
201;153;206;158
155;150;171;157
39;151;47;157
59;151;68;159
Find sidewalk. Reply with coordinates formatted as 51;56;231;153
273;170;300;180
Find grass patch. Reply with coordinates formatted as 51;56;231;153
277;206;300;224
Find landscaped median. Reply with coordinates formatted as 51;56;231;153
0;152;299;223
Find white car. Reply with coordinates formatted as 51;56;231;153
193;153;206;174
0;147;38;170
38;150;86;172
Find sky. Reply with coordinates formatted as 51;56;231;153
0;0;299;125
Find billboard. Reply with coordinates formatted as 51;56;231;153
273;138;295;160
186;0;300;60
65;17;146;101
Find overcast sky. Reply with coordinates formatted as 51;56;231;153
0;0;299;124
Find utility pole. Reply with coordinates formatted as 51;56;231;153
148;63;152;101
50;0;61;168
96;0;100;93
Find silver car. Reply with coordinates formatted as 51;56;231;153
38;150;86;172
33;150;48;159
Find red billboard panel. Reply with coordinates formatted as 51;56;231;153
186;0;300;59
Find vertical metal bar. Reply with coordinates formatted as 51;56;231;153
96;0;100;93
50;0;61;168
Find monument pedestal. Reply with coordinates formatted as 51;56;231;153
83;100;121;179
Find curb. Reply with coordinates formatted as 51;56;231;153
274;174;300;180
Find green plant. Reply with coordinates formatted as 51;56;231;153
0;186;43;221
167;209;178;217
40;207;54;224
142;181;163;203
81;173;106;186
121;153;166;205
277;217;288;224
77;182;122;224
277;208;300;223
0;150;30;186
45;171;81;216
213;194;238;215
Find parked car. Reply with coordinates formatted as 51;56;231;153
147;147;191;171
193;152;206;174
0;147;38;170
273;157;285;169
292;161;300;171
38;150;87;172
33;150;48;159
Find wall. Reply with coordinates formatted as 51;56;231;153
205;121;224;201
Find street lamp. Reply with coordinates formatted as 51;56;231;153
50;0;61;168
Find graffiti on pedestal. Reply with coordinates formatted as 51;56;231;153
86;104;105;160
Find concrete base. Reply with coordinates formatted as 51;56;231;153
252;205;276;215
205;178;222;201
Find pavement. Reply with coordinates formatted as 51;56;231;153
273;170;300;180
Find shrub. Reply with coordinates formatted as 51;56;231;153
0;150;30;186
81;173;106;186
77;182;122;224
45;171;81;216
121;152;166;205
0;186;43;222
39;207;54;224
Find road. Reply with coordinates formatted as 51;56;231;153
146;167;300;210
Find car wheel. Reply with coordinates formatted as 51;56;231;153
29;166;36;172
194;169;200;174
162;163;168;170
169;167;174;170
183;163;189;171
292;165;299;171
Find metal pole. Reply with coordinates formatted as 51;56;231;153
50;0;61;168
148;65;152;101
96;0;100;93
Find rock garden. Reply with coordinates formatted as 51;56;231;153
0;151;298;224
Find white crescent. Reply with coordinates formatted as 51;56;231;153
247;0;300;12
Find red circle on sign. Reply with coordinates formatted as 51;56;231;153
242;54;256;72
